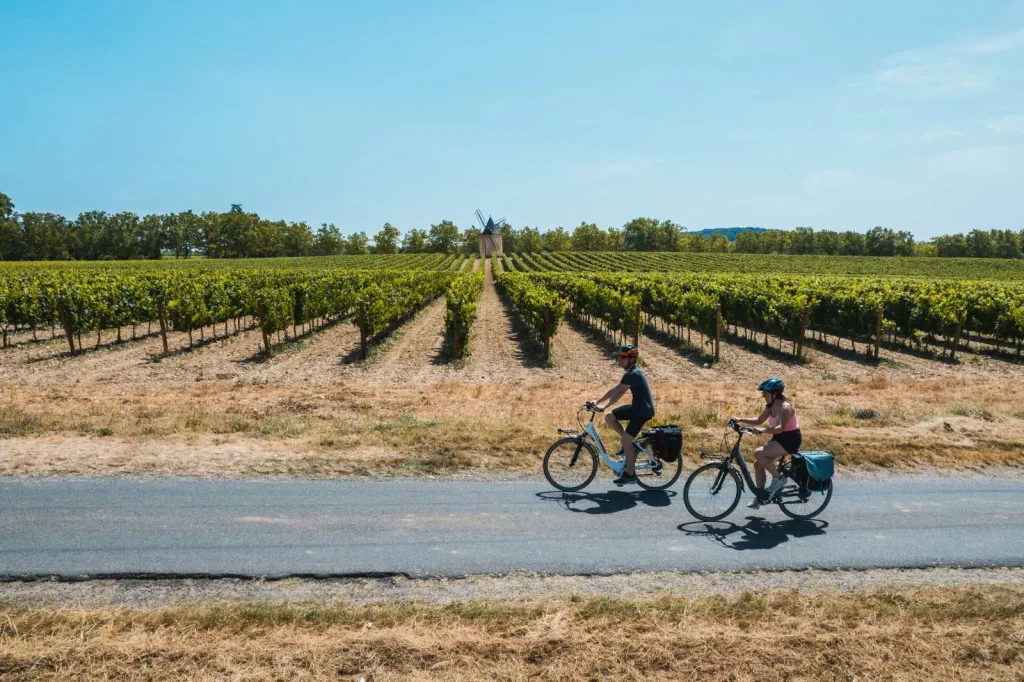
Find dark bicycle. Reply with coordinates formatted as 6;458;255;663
682;418;833;521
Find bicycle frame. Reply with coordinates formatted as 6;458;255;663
711;428;795;503
581;411;656;476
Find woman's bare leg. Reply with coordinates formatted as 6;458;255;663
757;440;788;479
753;446;767;489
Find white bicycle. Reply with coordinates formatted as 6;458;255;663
542;402;683;491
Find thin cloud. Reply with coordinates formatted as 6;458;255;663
805;169;859;191
866;49;987;98
958;28;1024;54
929;145;1022;175
986;115;1024;134
577;157;665;181
910;123;964;142
858;28;1024;99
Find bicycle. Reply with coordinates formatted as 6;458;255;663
542;402;682;491
682;418;833;521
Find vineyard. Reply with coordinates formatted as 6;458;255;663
0;256;477;358
500;251;1024;279
2;251;1023;369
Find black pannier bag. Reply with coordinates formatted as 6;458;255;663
649;425;683;463
789;454;810;490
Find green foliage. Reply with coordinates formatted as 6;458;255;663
444;273;484;358
494;271;568;356
504;251;1024;280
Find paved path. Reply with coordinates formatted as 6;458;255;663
2;477;1022;579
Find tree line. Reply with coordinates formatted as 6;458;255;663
1;192;1021;260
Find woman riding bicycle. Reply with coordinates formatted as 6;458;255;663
735;378;801;509
592;344;655;486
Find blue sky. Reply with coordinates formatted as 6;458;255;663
1;1;1023;239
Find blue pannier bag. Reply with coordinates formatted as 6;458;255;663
794;451;834;492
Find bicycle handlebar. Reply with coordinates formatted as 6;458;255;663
727;418;754;434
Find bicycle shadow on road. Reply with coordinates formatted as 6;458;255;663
677;516;828;551
536;489;676;515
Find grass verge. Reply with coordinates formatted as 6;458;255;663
1;586;1022;680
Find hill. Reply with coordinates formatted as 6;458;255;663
694;227;768;241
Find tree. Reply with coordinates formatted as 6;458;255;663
813;230;840;255
707;234;731;253
622;217;658;251
994;229;1022;259
655;220;684;251
606;227;625;251
458;227;479;254
678;233;706;252
0;192;13;220
543;227;571;251
966;229;996;258
314;223;344;256
283;221;315;257
865;226;896;256
499;224;518;252
427;220;460;253
343;231;369;255
894;230;915;257
0;193;24;260
252;219;287;258
402;228;428;253
166;210;203;259
518;226;544;252
733;230;760;254
570;222;607;251
372;223;401;254
136;214;167;259
20;212;71;260
838;231;866;256
622;217;682;251
933;234;969;257
790;227;815;255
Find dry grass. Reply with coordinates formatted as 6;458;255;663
1;586;1023;680
2;376;1024;476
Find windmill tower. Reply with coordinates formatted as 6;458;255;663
476;209;505;257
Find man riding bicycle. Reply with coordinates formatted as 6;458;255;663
592;345;656;485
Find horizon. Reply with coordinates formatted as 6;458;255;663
2;1;1023;240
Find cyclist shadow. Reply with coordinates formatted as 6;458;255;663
536;489;676;515
677;516;828;551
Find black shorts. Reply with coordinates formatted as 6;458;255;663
611;405;653;438
771;429;803;455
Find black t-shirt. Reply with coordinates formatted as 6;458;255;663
621;365;655;417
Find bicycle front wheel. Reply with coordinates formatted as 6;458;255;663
683;462;742;521
543;438;599;492
634;438;683;490
778;479;833;520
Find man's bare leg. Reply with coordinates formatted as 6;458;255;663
604;414;634;475
621;432;636;475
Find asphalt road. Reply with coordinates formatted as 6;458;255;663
1;477;1022;579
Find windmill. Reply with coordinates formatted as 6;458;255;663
475;209;506;236
475;209;506;256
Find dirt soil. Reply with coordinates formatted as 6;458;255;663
2;264;1024;477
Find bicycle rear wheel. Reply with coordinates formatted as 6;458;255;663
778;480;833;520
683;462;742;521
634;438;683;490
543;438;599;492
